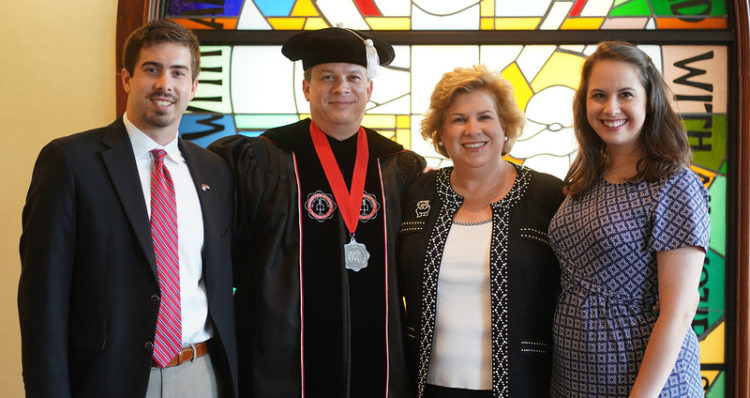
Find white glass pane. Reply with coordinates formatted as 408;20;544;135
316;0;369;29
409;114;447;168
191;46;233;114
581;0;614;17
516;46;556;82
391;45;411;69
292;61;310;114
411;45;480;113
368;94;410;114
560;44;586;53
231;46;297;113
480;45;524;71
237;1;272;29
638;45;663;71
370;66;410;113
513;85;577;179
540;2;572;30
374;0;411;16
411;1;480;30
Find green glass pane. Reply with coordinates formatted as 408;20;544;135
685;115;726;172
705;370;725;397
692;248;725;337
611;0;652;17
235;114;300;130
707;175;727;257
651;0;726;17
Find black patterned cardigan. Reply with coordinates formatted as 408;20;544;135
397;165;565;398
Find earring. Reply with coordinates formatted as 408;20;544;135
503;136;508;142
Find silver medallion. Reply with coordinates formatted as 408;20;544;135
344;237;370;272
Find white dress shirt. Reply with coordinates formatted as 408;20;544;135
124;113;213;345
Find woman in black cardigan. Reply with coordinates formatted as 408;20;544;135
398;65;564;398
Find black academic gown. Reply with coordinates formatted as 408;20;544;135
209;118;425;397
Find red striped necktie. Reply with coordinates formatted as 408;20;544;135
149;149;182;368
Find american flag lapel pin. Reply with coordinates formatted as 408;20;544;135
201;184;210;192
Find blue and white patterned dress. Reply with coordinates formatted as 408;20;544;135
548;167;709;397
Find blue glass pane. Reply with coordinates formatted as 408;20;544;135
254;0;296;17
168;0;244;17
179;114;237;147
239;131;264;137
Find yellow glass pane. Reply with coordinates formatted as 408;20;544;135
377;130;396;141
691;165;717;190
698;321;724;363
560;17;604;29
501;63;534;111
481;17;494;30
397;115;410;128
480;0;494;17
495;18;541;30
304;18;329;30
267;18;306;30
365;17;410;30
362;114;396;129
397;129;411;147
291;0;319;17
701;370;721;388
531;51;584;92
701;370;721;390
504;154;523;165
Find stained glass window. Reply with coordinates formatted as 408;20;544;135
165;0;728;30
163;1;732;395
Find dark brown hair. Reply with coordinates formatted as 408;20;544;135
122;19;200;81
565;41;692;197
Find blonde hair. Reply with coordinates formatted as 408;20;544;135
420;65;525;157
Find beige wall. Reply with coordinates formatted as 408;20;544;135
0;1;117;395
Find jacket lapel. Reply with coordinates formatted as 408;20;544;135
101;118;158;276
180;140;214;273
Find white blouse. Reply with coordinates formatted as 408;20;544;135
426;220;492;390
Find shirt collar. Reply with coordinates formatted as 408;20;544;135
123;112;181;163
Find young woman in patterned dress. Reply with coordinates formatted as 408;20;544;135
548;41;709;397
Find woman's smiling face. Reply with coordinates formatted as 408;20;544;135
585;59;648;153
439;89;506;171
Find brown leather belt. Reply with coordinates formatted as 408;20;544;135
153;341;209;368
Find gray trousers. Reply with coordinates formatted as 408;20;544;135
146;353;221;398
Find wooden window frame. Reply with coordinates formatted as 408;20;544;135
115;1;750;395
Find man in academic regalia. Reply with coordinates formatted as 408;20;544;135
209;28;425;397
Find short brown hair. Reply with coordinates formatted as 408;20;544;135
565;41;691;197
122;19;200;81
420;65;525;157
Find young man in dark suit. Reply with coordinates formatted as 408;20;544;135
18;19;237;397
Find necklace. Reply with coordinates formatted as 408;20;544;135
453;219;491;226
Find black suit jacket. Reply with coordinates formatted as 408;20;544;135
18;118;238;397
